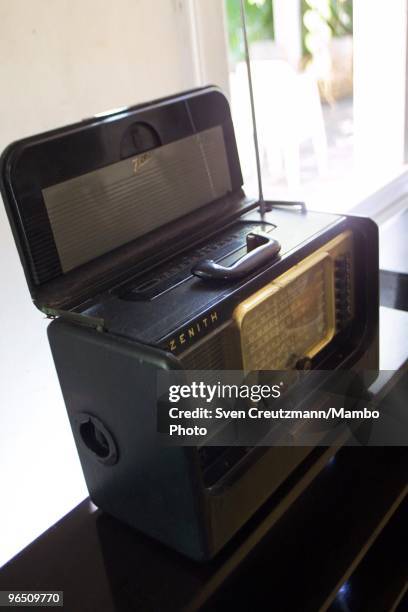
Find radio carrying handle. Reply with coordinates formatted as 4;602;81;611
191;232;281;282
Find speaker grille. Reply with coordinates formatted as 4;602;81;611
180;323;241;370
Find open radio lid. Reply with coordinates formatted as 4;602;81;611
1;86;252;312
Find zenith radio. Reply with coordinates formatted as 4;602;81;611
1;1;378;562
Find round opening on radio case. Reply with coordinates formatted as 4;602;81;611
77;414;118;465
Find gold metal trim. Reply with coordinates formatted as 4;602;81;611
233;231;353;370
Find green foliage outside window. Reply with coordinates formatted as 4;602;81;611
225;0;352;64
302;0;353;59
225;0;275;63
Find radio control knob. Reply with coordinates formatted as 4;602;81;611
295;357;312;370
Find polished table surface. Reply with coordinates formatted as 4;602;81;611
0;447;407;612
1;305;407;612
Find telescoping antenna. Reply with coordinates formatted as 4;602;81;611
239;0;265;217
239;1;306;215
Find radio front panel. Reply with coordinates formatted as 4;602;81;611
179;231;354;371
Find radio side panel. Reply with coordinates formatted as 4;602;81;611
47;319;209;560
347;215;379;369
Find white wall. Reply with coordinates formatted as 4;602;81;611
1;0;188;150
0;0;228;566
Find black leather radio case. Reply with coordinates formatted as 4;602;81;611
0;87;379;560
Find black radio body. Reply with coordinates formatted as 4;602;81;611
1;87;378;560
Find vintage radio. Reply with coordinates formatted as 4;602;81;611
1;87;378;560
